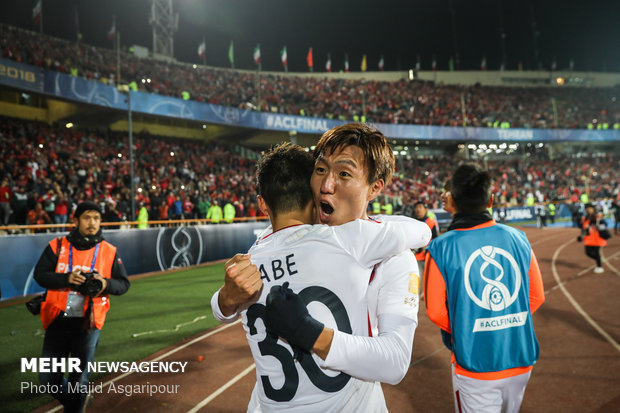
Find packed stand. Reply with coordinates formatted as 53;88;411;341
2;115;620;232
2;24;619;130
391;153;620;212
0;116;263;229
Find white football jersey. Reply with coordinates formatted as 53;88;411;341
238;218;430;412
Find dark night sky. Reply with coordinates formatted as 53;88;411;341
1;0;619;73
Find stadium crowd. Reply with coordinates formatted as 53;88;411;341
1;116;619;231
0;116;260;229
2;24;619;130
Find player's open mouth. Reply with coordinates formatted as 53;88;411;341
320;201;334;216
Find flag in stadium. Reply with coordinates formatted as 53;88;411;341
325;53;332;72
415;55;421;71
197;41;206;59
32;0;42;25
361;54;367;72
344;53;350;72
108;16;116;42
569;59;574;71
307;47;313;71
280;46;287;71
228;41;234;68
432;56;437;71
551;59;557;71
378;55;384;71
448;57;454;71
253;44;261;65
74;5;82;41
481;56;487;70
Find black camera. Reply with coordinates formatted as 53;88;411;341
26;292;46;315
75;271;103;297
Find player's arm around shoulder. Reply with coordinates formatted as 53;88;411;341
333;216;431;268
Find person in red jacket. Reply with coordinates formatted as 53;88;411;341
0;177;12;225
581;203;607;273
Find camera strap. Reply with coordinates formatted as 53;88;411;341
68;242;100;273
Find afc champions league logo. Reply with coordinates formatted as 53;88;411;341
156;227;203;270
464;246;521;311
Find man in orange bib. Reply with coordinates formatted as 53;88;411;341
34;201;130;412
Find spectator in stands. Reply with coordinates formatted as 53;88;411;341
0;177;11;226
158;200;169;221
27;202;51;232
197;196;210;218
11;185;28;225
103;201;122;230
611;198;620;235
182;197;194;219
54;195;69;231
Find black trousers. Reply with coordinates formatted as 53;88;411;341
585;246;601;267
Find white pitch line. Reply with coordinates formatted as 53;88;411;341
551;241;620;353
43;320;242;413
530;232;567;246
186;363;256;413
410;347;445;367
602;249;620;278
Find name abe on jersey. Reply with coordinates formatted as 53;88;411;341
258;253;298;283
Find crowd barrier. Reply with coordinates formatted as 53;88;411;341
0;221;269;301
431;202;575;230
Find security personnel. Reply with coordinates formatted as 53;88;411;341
547;201;556;224
372;199;381;214
206;200;223;224
223;201;236;223
137;203;149;229
34;201;129;412
381;200;393;215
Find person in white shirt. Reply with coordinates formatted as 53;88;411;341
211;141;430;411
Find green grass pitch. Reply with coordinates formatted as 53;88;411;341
0;263;226;413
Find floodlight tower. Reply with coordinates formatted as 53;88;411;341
149;0;178;57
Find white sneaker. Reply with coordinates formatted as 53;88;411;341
594;267;604;274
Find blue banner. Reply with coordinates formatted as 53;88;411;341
1;57;619;143
0;222;268;301
0;58;44;93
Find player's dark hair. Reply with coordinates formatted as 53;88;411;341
414;201;427;208
256;142;314;217
313;123;395;185
450;162;492;214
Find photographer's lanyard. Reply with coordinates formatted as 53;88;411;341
68;242;100;273
64;243;100;317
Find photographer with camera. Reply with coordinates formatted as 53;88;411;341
33;201;130;412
